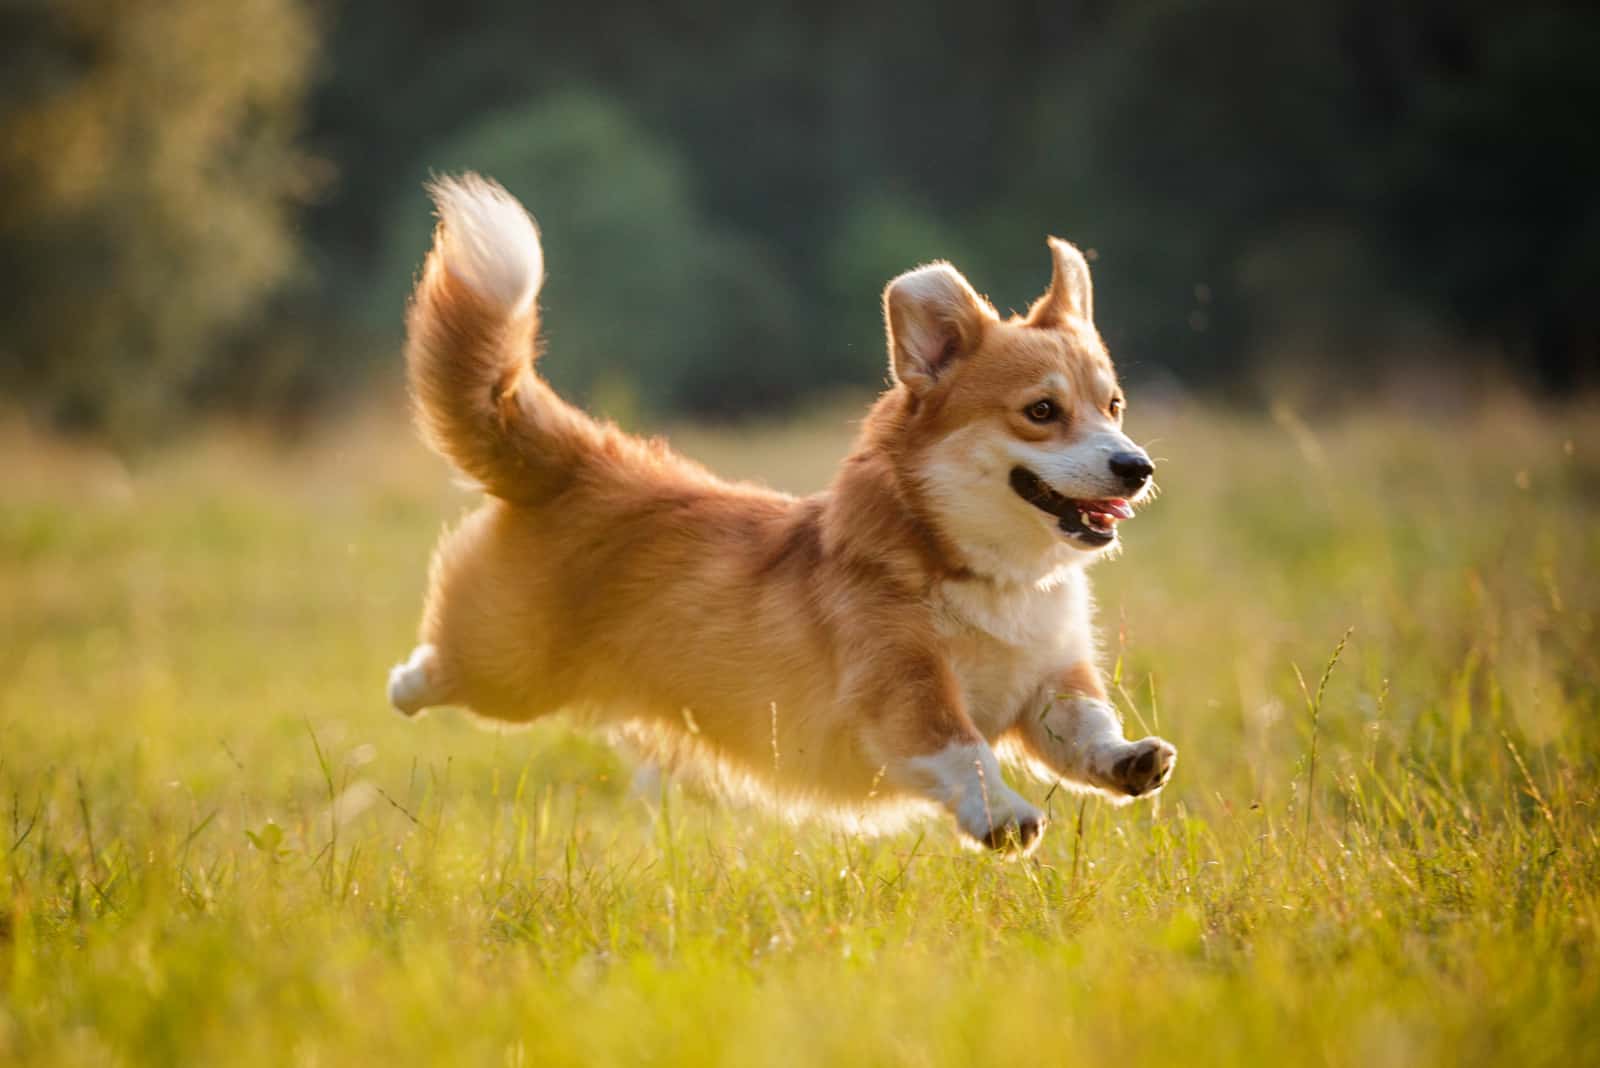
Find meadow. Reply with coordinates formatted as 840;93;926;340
1;394;1597;1065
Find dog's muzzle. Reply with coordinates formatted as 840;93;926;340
1008;466;1135;548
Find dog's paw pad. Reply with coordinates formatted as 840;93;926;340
1110;737;1176;797
980;812;1046;856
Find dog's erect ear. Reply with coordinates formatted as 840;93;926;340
884;264;993;394
1027;238;1094;327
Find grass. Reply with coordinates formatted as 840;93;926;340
1;394;1598;1065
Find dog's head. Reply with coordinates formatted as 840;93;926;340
884;240;1154;581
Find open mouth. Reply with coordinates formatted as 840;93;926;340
1008;467;1134;548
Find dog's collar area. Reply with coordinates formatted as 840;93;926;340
1008;466;1123;548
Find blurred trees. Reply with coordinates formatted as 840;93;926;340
2;0;1597;439
298;0;1600;411
0;0;317;440
369;92;802;412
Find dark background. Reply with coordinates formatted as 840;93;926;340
3;0;1597;442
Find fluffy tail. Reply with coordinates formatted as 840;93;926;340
405;174;592;503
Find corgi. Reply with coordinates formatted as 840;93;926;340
388;174;1174;854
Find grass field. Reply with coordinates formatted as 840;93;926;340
2;395;1598;1065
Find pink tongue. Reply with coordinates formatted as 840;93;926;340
1088;498;1135;520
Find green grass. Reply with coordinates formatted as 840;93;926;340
2;397;1598;1065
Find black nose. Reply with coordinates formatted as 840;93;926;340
1109;451;1154;491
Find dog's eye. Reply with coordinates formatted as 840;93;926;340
1025;399;1057;424
1109;397;1124;418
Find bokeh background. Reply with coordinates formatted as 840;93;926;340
5;5;1600;1064
3;0;1598;443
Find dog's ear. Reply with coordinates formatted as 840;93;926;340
884;263;993;394
1027;238;1094;327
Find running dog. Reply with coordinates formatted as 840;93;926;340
388;174;1175;853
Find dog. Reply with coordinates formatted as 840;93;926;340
387;174;1175;854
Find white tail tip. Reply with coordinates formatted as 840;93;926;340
426;174;544;317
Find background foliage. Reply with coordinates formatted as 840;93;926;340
2;0;1598;437
0;0;316;439
3;5;1599;1062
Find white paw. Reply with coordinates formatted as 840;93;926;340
911;741;1047;855
1094;736;1177;798
628;761;664;802
958;789;1046;855
387;644;442;717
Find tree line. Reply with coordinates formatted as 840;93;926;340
3;0;1596;440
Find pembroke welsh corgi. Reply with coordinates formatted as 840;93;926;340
388;175;1174;853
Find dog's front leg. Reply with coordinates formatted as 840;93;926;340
904;735;1046;853
864;655;1045;854
1016;664;1176;801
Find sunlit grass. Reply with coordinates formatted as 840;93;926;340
2;396;1598;1065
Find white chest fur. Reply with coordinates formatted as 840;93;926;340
933;565;1096;738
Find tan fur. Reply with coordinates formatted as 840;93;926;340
391;175;1175;851
1057;661;1108;701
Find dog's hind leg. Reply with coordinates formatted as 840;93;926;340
388;643;450;717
